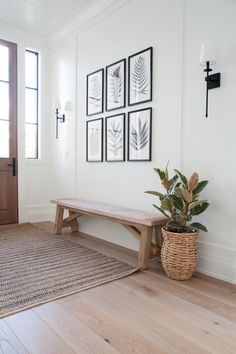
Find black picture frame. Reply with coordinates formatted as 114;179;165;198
86;118;103;162
86;68;104;116
128;107;152;161
105;113;125;162
106;59;126;112
128;47;153;106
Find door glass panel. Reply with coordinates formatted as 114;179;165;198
25;89;37;124
25;51;38;89
25;124;37;158
0;82;9;119
0;120;9;157
0;45;9;81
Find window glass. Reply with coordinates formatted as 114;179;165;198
0;120;9;157
25;89;37;124
0;45;9;81
25;51;38;88
25;50;39;159
0;82;9;120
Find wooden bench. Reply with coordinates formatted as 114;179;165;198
50;198;167;269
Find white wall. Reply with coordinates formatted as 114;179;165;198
182;0;236;282
75;0;183;250
49;0;236;283
49;38;77;213
0;22;50;222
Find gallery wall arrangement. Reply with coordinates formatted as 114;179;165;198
86;47;153;163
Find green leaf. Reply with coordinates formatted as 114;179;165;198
174;169;188;188
153;204;169;218
161;198;173;212
145;191;165;200
154;168;165;181
193;180;209;196
166;220;182;228
168;175;178;194
174;187;183;197
190;222;208;232
169;194;184;211
190;202;209;215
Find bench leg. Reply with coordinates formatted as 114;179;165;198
155;225;163;248
69;210;79;232
138;226;152;269
54;206;64;235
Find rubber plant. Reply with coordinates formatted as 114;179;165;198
145;164;209;233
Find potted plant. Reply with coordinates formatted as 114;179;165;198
145;164;209;280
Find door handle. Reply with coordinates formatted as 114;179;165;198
7;157;16;176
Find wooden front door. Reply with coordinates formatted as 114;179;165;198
0;39;18;224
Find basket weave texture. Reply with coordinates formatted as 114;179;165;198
161;227;198;280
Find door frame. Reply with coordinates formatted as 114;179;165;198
0;38;18;224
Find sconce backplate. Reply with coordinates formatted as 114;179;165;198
205;73;221;90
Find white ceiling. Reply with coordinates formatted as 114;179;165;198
0;0;98;37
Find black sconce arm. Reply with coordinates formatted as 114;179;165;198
203;61;221;118
56;108;65;139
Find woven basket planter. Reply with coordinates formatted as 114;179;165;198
161;228;198;280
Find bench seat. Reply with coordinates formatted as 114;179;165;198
51;198;167;269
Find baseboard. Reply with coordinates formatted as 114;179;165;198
25;204;50;222
48;204;56;222
197;240;236;284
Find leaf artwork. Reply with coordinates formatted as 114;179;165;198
131;55;149;98
89;75;102;108
109;65;122;104
130;118;149;151
108;120;123;156
89;128;100;156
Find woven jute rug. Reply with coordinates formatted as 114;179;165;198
0;223;138;318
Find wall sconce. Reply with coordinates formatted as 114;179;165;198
199;44;221;118
53;98;65;139
55;108;65;139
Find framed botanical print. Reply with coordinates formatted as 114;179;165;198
128;108;152;161
105;114;125;162
86;69;104;116
128;47;153;106
106;59;126;111
86;118;103;162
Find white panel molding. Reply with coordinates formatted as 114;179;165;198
49;0;130;48
197;240;236;284
25;204;50;222
170;0;184;170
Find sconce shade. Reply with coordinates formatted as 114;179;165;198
199;43;216;66
64;101;73;112
52;97;61;110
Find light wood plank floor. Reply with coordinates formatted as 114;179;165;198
0;222;236;354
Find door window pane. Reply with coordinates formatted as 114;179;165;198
0;45;9;81
25;124;37;159
0;82;9;120
25;51;38;89
25;89;37;124
25;49;39;159
0;120;9;157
